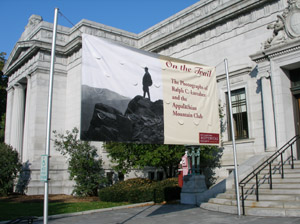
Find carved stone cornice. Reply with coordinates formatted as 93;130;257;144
216;67;253;82
3;0;279;77
3;20;138;76
251;37;300;63
138;0;276;52
3;36;82;76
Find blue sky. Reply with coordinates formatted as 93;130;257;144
1;0;200;59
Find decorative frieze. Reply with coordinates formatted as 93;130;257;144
40;29;67;43
263;0;300;49
156;1;283;57
251;37;300;63
139;0;280;51
284;0;300;38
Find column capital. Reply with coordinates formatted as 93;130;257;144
6;86;14;92
13;83;25;90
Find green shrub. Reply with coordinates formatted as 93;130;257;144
99;177;180;203
99;187;127;202
98;178;152;202
152;178;181;203
0;143;22;196
53;128;107;196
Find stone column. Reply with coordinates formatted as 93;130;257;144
10;83;25;157
22;76;31;162
5;87;14;144
261;76;277;151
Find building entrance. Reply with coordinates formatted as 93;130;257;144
291;68;300;159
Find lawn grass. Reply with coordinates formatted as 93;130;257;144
0;201;129;221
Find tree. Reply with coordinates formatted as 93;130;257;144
200;145;223;187
104;142;223;184
104;143;185;178
0;52;7;142
0;142;22;196
53;127;107;196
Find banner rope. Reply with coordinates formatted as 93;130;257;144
58;11;83;33
214;60;224;68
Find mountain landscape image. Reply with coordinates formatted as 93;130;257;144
81;85;164;143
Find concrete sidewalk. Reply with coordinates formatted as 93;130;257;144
35;204;300;224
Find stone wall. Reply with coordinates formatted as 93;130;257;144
4;0;296;194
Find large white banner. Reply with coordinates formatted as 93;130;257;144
81;34;220;145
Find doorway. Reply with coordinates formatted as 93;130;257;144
291;68;300;159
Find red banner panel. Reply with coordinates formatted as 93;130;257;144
199;133;219;144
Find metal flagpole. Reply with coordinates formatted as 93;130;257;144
224;58;241;216
43;8;59;224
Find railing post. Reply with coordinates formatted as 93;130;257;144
291;144;294;169
241;186;245;215
256;174;259;201
280;153;284;179
269;163;272;189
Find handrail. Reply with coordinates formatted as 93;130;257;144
239;135;300;215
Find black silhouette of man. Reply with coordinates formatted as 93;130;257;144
142;67;152;100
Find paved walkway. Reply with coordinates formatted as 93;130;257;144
35;204;300;224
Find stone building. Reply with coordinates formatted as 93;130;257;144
3;0;300;195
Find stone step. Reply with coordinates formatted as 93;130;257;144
239;173;300;189
246;177;300;184
209;198;300;208
244;172;300;181
259;168;300;174
273;164;300;169
201;201;300;217
246;207;300;217
200;202;237;214
242;183;300;190
200;160;300;217
237;177;300;189
269;163;300;168
218;192;300;201
227;188;300;195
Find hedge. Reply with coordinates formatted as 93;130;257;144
98;177;180;203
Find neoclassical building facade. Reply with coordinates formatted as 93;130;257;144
3;0;300;194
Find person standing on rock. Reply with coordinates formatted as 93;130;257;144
142;67;152;100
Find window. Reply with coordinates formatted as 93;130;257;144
157;171;164;181
118;172;124;181
106;172;114;185
290;68;300;93
227;88;249;140
148;171;155;180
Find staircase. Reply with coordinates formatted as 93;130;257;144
200;135;300;217
200;160;300;217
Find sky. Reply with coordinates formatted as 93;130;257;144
1;0;200;60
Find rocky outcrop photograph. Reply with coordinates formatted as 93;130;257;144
81;86;164;143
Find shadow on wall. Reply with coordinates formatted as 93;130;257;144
15;161;31;194
248;66;262;94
